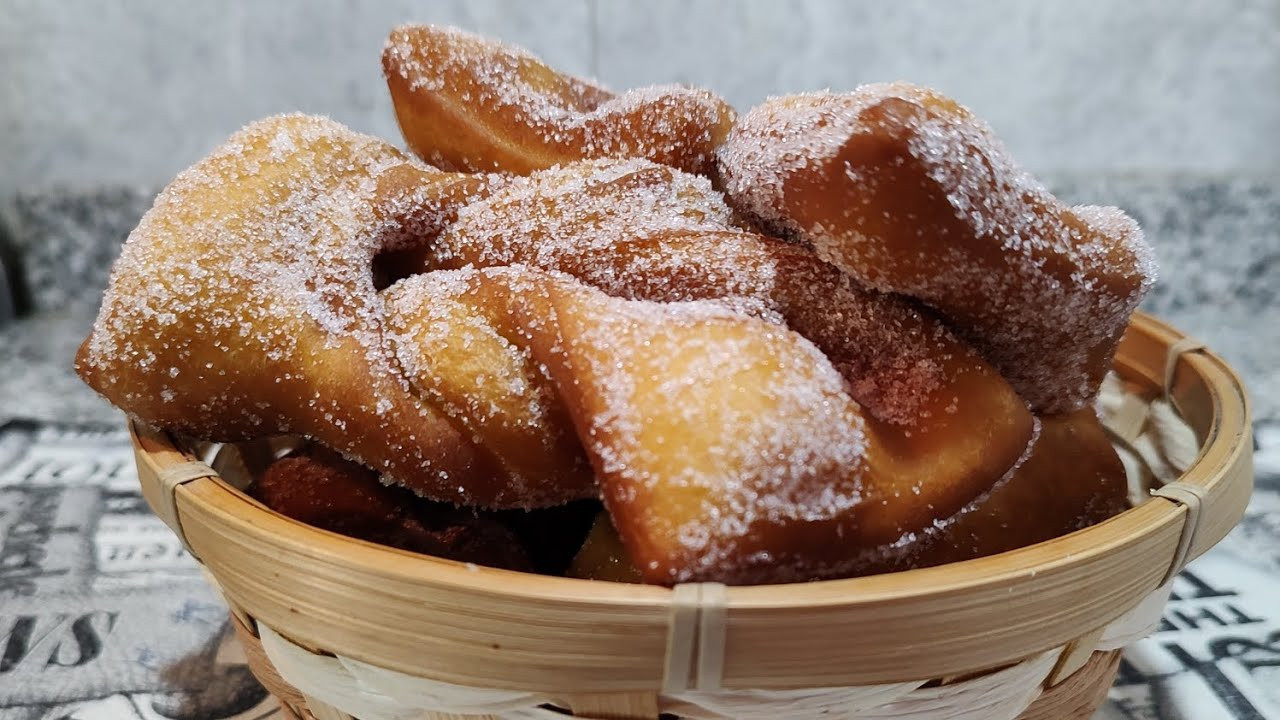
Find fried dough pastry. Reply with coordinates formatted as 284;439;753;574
717;85;1157;413
907;408;1130;568
567;408;1128;579
385;267;1032;584
567;512;643;583
77;28;1148;585
383;25;736;175
384;270;595;504
405;158;1029;430
255;447;532;571
74;114;531;505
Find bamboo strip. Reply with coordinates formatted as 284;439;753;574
565;692;661;719
1046;626;1107;687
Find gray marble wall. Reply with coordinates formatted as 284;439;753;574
3;0;1279;201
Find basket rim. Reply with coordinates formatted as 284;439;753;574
129;310;1254;689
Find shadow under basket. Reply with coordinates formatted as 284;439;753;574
130;311;1253;720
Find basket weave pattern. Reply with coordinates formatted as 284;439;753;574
228;612;1123;720
129;313;1254;720
226;588;1150;720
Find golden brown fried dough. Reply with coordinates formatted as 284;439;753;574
383;271;595;507
74;114;521;504
405;158;1028;430
255;448;532;571
76;41;1144;586
383;25;735;175
717;86;1156;413
393;160;1038;579
385;267;1033;584
567;410;1126;581
542;274;1033;583
567;512;643;583
541;277;868;583
908;409;1130;568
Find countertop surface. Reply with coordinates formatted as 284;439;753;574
0;173;1278;719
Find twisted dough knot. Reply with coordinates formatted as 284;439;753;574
386;159;1129;583
75;115;561;506
383;24;736;175
716;85;1157;414
380;27;1154;415
79;33;1146;584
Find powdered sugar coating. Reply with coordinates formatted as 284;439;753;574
75;114;516;503
543;275;871;584
67;29;1137;584
433;157;735;261
382;265;878;584
717;84;1158;412
383;24;736;174
547;273;1030;585
714;92;858;239
393;161;1036;582
383;268;594;507
417;158;967;426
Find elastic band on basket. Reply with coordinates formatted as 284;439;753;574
663;583;729;692
1163;337;1206;399
663;584;701;692
1151;480;1208;586
157;460;218;559
696;583;728;691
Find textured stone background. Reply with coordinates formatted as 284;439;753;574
2;0;1279;202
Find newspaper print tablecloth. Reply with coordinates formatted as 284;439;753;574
0;421;276;720
1;419;1277;720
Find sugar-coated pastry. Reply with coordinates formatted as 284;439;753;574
75;114;529;506
386;267;1033;584
404;158;1032;430
567;513;643;583
540;272;1033;583
717;85;1157;413
255;447;532;571
906;408;1130;568
563;407;1128;579
395;160;1038;580
383;270;595;505
77;26;1151;587
383;25;736;175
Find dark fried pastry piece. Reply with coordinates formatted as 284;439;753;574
717;86;1156;413
383;25;735;175
567;512;643;583
906;409;1130;568
255;447;531;571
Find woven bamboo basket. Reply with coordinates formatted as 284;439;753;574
129;311;1252;720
